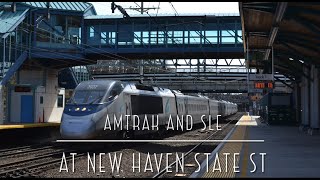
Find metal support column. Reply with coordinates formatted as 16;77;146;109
139;60;144;84
294;82;301;125
2;38;5;78
310;65;319;129
301;65;310;128
246;36;250;113
272;46;274;80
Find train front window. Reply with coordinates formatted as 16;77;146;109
72;90;105;104
105;83;124;102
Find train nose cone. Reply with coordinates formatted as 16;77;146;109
60;114;96;139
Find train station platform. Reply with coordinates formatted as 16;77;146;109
190;115;320;178
0;122;60;130
0;123;61;146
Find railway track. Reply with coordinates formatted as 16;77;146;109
0;144;65;159
0;141;134;177
152;112;243;178
0;112;244;178
0;142;53;154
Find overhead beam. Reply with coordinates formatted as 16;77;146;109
239;2;247;53
274;76;293;89
264;2;288;60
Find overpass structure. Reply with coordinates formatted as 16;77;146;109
0;2;293;123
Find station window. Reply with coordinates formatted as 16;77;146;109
109;32;116;45
173;31;183;44
66;16;81;45
205;31;218;44
142;31;149;44
101;32;107;44
40;96;43;104
57;95;63;108
158;31;165;44
189;31;200;44
150;31;157;45
184;31;189;44
90;26;95;37
134;32;142;45
221;30;236;44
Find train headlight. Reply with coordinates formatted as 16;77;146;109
82;107;87;111
75;107;80;111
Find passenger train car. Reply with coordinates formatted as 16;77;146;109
60;79;238;139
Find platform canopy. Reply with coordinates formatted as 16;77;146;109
239;2;320;79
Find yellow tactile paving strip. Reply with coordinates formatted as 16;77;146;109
0;123;60;130
202;115;251;178
240;125;250;178
236;115;258;126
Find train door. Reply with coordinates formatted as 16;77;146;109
184;97;188;115
124;93;131;116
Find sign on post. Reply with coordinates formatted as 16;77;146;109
249;74;273;81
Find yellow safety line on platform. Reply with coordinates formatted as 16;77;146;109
201;125;247;178
0;123;60;130
236;115;258;126
240;125;250;177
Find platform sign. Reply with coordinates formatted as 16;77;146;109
249;74;273;81
254;82;274;89
250;94;262;101
248;89;263;93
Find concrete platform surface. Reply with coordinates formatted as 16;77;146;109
237;123;320;177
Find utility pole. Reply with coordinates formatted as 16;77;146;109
111;2;130;18
125;2;160;14
140;2;143;14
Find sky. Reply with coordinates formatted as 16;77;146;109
90;2;239;16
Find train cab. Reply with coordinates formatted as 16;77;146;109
60;80;125;139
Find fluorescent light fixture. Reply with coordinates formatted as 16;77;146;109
289;57;293;61
299;60;304;63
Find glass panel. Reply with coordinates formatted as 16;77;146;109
57;95;63;107
66;16;81;44
158;31;165;44
221;30;235;36
190;38;200;44
207;37;217;44
189;31;199;38
206;31;217;36
90;26;95;37
101;39;107;44
221;37;235;43
73;90;105;104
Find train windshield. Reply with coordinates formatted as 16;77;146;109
71;90;106;104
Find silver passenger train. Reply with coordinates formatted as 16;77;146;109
60;79;238;139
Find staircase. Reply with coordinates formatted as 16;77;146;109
0;50;28;123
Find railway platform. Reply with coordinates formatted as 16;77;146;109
0;123;61;146
0;122;60;130
190;115;320;178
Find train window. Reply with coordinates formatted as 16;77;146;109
131;95;163;115
135;84;154;91
73;90;105;104
57;95;63;107
106;83;124;102
87;91;105;104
